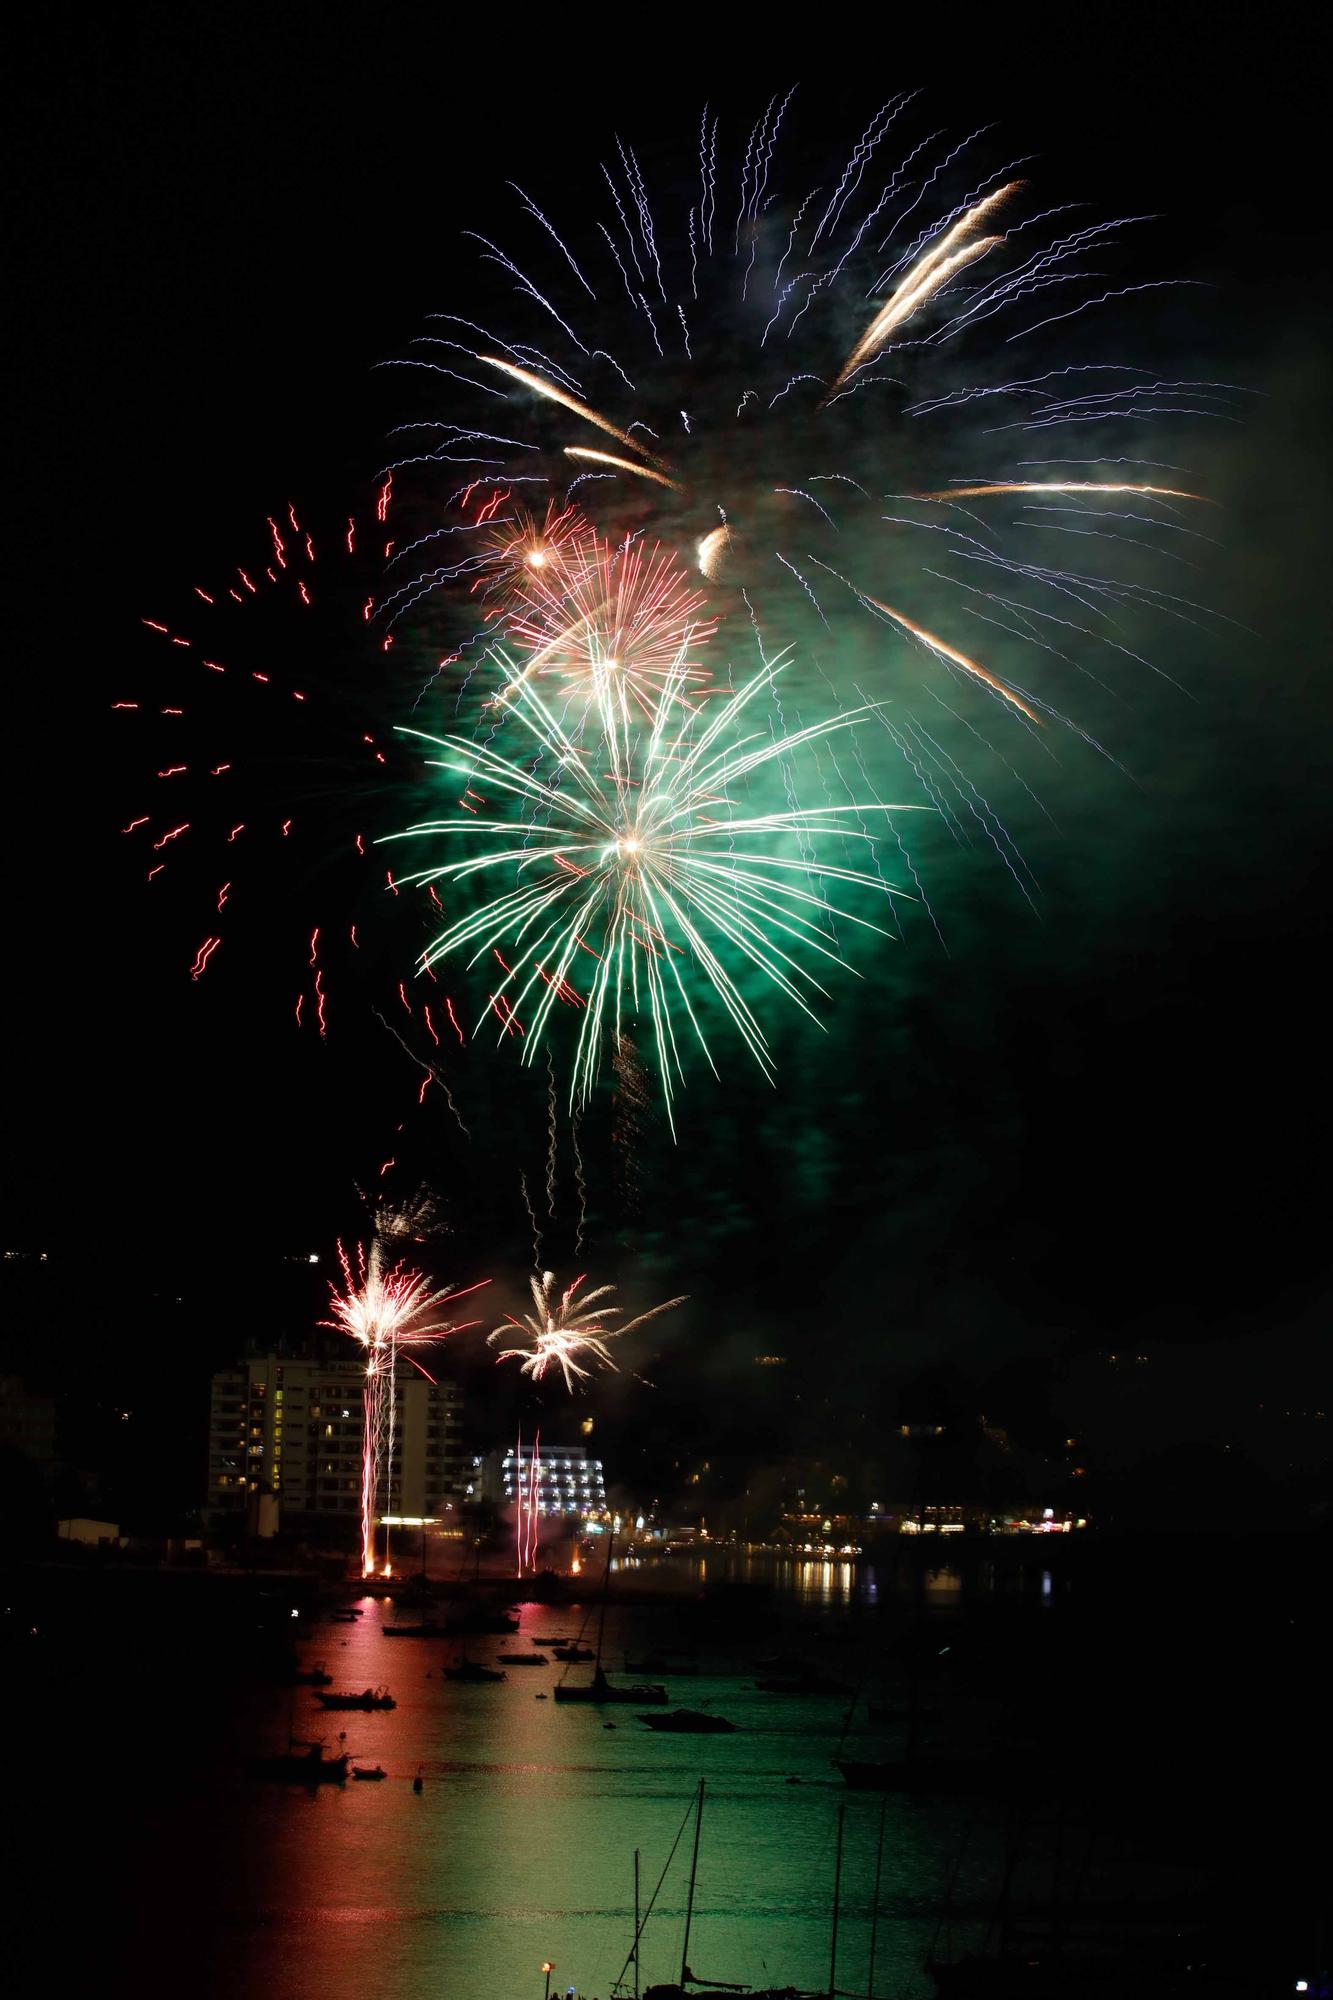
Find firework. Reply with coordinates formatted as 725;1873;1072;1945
514;1428;542;1575
323;1238;489;1574
388;648;915;1128
478;500;590;608
495;529;718;728
379;100;1235;773
489;1270;685;1393
115;98;1236;1163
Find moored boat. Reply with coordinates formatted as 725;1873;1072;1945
638;1709;736;1733
442;1658;506;1683
315;1686;396;1711
248;1742;348;1784
622;1782;821;2000
554;1665;667;1705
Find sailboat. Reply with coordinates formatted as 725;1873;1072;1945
553;1531;667;1705
628;1780;824;2000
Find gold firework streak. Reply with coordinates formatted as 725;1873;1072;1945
915;481;1208;503
827;181;1022;396
861;591;1042;724
563;446;683;490
697;525;732;580
475;354;670;469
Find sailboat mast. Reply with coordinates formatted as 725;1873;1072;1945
679;1778;705;1989
594;1524;615;1672
866;1794;887;1999
829;1800;846;2000
633;1846;641;2000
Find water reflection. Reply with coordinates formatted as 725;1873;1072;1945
16;1551;1086;2000
188;1594;958;2000
778;1557;857;1605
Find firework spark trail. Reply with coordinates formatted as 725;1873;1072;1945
368;110;1239;806
545;1048;559;1217
117;99;1236;1158
825;180;1023;397
914;479;1209;504
370;1005;472;1139
489;1271;685;1393
323;1239;489;1574
519;1170;542;1269
122;505;407;1054
571;1105;588;1252
514;1427;525;1577
490;527;717;727
389;649;919;1129
474;354;666;465
514;1427;543;1576
525;1430;541;1571
562;447;682;490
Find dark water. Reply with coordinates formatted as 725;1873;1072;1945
5;1542;1326;1998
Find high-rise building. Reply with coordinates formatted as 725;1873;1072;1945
0;1375;56;1470
206;1354;465;1532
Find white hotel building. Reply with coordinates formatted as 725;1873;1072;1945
477;1442;608;1518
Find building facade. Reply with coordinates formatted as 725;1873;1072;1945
0;1375;56;1470
207;1353;465;1532
478;1441;608;1518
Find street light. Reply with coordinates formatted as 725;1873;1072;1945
541;1962;554;2000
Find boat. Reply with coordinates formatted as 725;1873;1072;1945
328;1607;363;1622
553;1642;595;1662
517;1568;569;1602
268;1658;333;1687
497;1651;549;1666
315;1687;396;1711
382;1621;447;1638
638;1709;736;1733
532;1635;569;1646
351;1764;387;1782
248;1741;349;1784
554;1528;669;1705
442;1659;506;1683
554;1663;668;1706
617;1781;821;2000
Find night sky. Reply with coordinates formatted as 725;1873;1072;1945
6;11;1330;1489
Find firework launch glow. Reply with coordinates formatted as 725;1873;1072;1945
323;1236;489;1573
489;1271;686;1392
